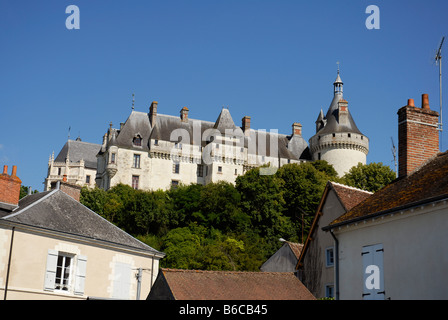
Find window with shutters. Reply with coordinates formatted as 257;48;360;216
112;262;132;300
362;244;385;300
325;247;334;267
44;249;87;295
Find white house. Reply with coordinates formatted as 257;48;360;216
323;94;447;300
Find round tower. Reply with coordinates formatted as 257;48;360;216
309;71;369;177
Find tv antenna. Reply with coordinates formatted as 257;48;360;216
391;137;397;178
435;36;445;148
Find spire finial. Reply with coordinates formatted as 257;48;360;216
132;93;135;110
337;61;340;74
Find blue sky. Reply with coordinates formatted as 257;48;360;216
1;0;447;192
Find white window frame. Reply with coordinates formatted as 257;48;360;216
325;284;334;298
44;249;87;296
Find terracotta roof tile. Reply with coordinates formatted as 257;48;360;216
330;182;372;211
160;268;315;300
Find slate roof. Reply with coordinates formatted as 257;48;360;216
315;73;364;136
326;151;448;229
0;189;164;256
108;107;311;161
316;94;363;135
149;268;315;300
55;139;101;169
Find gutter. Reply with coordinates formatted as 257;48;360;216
329;229;339;300
4;226;15;300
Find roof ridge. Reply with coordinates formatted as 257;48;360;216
162;268;293;275
329;181;373;194
2;189;57;219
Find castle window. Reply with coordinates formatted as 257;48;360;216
197;165;204;177
86;175;91;184
133;154;141;168
171;180;179;189
58;168;62;176
234;169;238;175
218;166;222;174
154;139;159;145
132;175;139;189
111;153;116;164
173;163;180;174
332;133;336;137
133;135;142;147
174;142;182;149
361;136;364;140
348;133;351;138
318;153;321;160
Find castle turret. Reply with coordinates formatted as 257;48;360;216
309;71;369;176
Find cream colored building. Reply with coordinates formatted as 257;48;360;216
297;181;371;298
44;138;101;191
96;103;311;191
0;177;164;300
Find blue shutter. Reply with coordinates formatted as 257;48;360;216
44;249;58;291
74;255;87;295
362;244;385;300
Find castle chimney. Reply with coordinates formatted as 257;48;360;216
0;165;22;210
397;94;439;177
338;99;349;126
242;116;251;136
180;106;189;122
292;122;302;136
149;101;158;127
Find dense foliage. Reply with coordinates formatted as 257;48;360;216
80;161;394;271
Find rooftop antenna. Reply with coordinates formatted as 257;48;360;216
435;36;445;149
391;137;397;178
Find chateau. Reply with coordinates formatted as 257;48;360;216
45;71;369;191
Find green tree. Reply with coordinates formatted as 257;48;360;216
235;167;287;239
199;181;249;233
276;162;332;242
343;162;396;193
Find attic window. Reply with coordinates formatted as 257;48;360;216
133;135;142;146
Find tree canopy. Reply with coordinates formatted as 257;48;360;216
80;160;393;271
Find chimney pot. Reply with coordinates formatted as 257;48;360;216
11;165;17;177
2;165;7;175
407;99;415;107
422;94;430;109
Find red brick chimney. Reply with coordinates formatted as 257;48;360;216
0;165;22;209
242;116;251;136
292;122;302;136
180;106;189;122
397;94;439;177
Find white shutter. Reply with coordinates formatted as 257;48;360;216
112;262;132;299
44;249;58;291
362;244;385;300
74;255;87;295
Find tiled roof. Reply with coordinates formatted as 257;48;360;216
1;190;164;256
286;242;303;260
330;182;372;211
328;151;448;227
158;268;315;300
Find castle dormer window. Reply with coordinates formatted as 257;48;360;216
133;135;142;147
